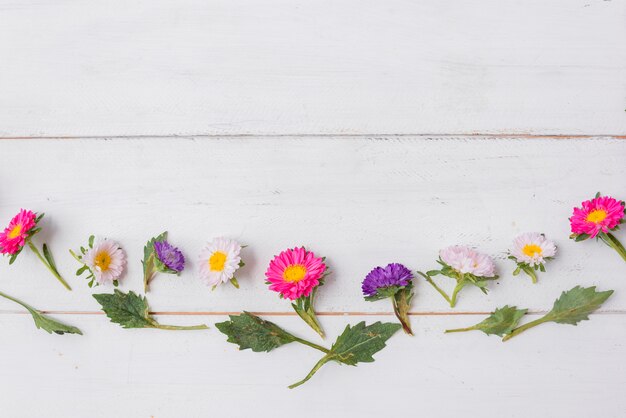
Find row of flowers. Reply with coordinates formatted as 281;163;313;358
0;192;623;387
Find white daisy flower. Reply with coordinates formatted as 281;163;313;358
510;232;557;267
198;237;242;288
83;239;126;285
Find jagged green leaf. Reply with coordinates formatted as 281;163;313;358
93;290;155;329
330;321;400;364
289;321;401;388
30;310;83;335
446;305;527;336
215;311;297;352
93;290;208;331
546;286;614;325
0;291;81;335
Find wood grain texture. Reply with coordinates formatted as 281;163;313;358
2;0;626;415
1;137;624;417
0;137;624;316
1;0;625;137
1;313;625;418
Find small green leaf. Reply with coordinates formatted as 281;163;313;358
93;290;208;331
289;321;401;388
88;235;95;248
143;232;167;291
546;286;613;325
501;286;615;342
446;305;527;336
93;290;154;329
364;285;402;301
31;311;83;335
0;291;81;335
215;312;297;352
329;321;400;365
42;243;57;271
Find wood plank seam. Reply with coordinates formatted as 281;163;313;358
1;134;625;140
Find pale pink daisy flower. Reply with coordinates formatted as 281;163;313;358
83;239;126;285
510;232;557;268
439;245;496;278
420;245;498;308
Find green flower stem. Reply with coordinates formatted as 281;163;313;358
521;265;538;284
444;325;478;333
599;232;626;263
294;306;325;338
291;336;330;353
450;280;465;308
143;253;156;292
288;356;328;389
501;316;550;342
152;322;209;331
0;291;35;311
418;271;453;306
293;292;325;338
27;242;71;291
68;249;82;263
391;293;413;335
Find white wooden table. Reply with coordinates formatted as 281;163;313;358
1;1;625;417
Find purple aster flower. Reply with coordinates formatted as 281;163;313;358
154;241;185;273
362;263;414;336
362;263;413;297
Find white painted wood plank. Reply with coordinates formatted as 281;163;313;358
0;313;624;417
1;0;625;137
0;137;624;313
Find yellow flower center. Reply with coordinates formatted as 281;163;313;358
94;251;112;271
7;224;22;239
283;265;307;283
209;251;227;272
522;244;542;258
586;209;607;224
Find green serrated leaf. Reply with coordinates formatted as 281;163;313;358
143;232;167;292
501;286;614;342
289;321;401;388
93;290;154;329
31;311;83;335
446;305;527;337
547;286;614;325
93;290;208;331
0;291;82;335
215;312;298;352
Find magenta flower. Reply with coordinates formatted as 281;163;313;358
0;209;37;255
570;193;626;262
266;247;328;337
0;209;71;290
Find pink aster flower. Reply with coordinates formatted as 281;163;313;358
0;209;71;290
419;245;498;308
570;195;624;238
265;247;328;337
439;245;497;278
570;193;626;263
0;209;37;255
